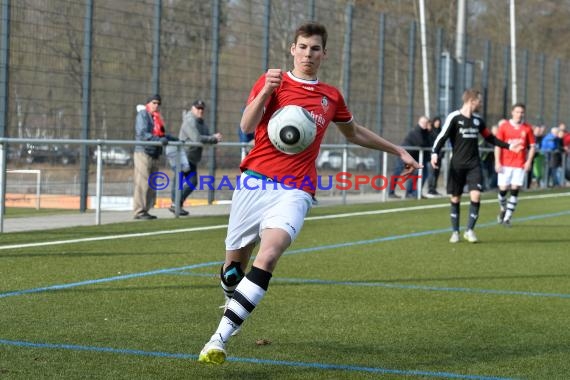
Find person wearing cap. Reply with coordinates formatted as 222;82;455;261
170;99;222;215
133;94;177;220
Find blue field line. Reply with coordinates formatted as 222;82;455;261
0;261;223;299
3;192;568;253
0;338;517;380
1;210;569;300
172;272;570;300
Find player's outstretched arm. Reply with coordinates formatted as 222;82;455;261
337;121;422;175
483;130;523;153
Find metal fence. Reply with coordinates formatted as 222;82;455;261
1;1;569;228
2;136;567;231
1;0;569;143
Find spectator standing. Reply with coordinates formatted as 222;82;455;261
540;127;562;187
559;123;570;151
431;89;521;244
169;100;222;215
480;123;501;191
427;116;444;197
166;143;191;216
494;103;536;226
388;115;431;198
531;125;546;188
133;94;175;220
559;123;570;182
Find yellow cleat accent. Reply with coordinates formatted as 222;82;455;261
198;339;226;364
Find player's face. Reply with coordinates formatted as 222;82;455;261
290;35;326;80
471;95;482;113
511;106;525;123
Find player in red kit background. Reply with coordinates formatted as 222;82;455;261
495;103;536;226
198;22;421;365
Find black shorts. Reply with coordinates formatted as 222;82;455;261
447;165;483;195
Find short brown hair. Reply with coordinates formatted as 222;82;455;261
294;22;328;49
511;102;525;111
462;88;481;103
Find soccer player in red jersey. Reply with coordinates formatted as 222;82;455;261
495;103;536;226
198;22;421;364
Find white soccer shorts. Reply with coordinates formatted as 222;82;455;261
497;166;526;187
225;174;313;250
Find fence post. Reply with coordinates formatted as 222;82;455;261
434;27;443;117
407;21;416;131
341;4;353;205
0;0;11;230
208;0;220;205
502;46;509;118
342;3;353;105
152;0;161;95
381;151;388;202
0;143;5;232
262;0;270;72
95;143;102;225
308;0;315;20
553;58;560;127
522;49;529;106
375;13;385;174
79;0;93;213
0;0;9;139
482;40;491;122
538;53;545;125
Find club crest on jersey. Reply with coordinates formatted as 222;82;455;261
473;118;480;126
321;96;329;112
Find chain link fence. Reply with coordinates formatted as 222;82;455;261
1;0;568;213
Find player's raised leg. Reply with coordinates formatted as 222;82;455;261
199;229;289;364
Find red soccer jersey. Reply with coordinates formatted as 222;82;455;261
496;120;536;168
240;71;353;194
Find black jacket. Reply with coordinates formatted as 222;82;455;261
402;124;431;162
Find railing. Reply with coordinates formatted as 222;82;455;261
1;137;566;232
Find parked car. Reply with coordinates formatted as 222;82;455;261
316;150;376;171
92;146;132;166
23;144;78;165
6;145;23;162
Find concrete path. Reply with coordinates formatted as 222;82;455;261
1;191;440;234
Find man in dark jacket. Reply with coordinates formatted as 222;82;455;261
133;94;176;220
426;116;444;196
169;100;222;215
388;116;431;198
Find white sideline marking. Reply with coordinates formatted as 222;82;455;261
2;192;568;251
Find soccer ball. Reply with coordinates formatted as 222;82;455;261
267;105;316;155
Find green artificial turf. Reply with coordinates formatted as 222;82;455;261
1;190;569;379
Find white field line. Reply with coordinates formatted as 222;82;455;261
2;192;568;251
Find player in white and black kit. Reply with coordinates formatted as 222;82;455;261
431;89;522;243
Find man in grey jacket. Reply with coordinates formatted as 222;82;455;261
170;100;222;215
